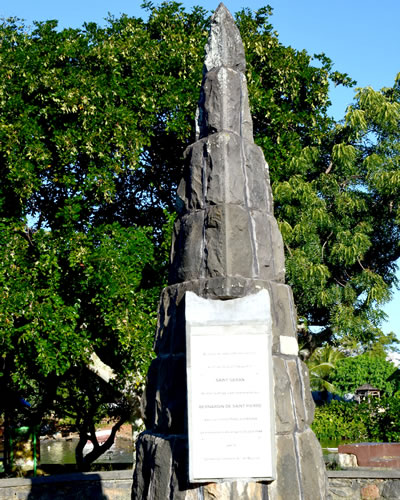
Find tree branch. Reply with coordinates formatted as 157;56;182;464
88;351;116;384
357;258;366;271
284;242;293;257
321;231;333;260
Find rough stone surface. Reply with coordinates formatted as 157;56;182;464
142;354;187;433
273;433;302;500
202;481;265;500
0;471;133;500
153;278;298;355
299;359;315;425
268;282;297;340
132;3;327;499
273;356;295;434
171;133;284;285
381;479;400;499
361;484;380;499
198;68;253;140
3;471;400;500
328;479;358;499
338;453;358;468
133;433;189;500
296;428;327;499
287;359;307;431
202;5;246;88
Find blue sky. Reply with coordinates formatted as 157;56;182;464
2;0;399;338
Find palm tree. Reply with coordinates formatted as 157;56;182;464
307;345;345;393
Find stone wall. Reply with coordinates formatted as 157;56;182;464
328;470;400;500
1;470;400;499
0;470;132;500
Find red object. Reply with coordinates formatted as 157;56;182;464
339;442;400;467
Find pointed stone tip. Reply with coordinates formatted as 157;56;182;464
204;2;246;73
214;3;232;18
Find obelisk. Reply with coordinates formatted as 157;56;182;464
132;4;328;499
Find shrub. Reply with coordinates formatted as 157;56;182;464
312;396;400;443
329;354;398;396
312;400;368;442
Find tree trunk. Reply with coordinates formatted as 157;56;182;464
75;416;126;471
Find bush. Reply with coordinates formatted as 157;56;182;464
329;354;398;396
312;396;400;443
312;400;368;442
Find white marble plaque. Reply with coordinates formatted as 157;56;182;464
186;290;276;482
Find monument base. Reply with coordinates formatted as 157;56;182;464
133;429;327;499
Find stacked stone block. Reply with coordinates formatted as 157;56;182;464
132;3;327;499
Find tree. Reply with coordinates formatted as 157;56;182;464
1;1;399;468
312;396;400;443
282;80;400;353
0;220;158;470
306;346;344;392
329;353;399;396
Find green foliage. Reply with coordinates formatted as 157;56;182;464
0;221;157;383
0;218;157;467
1;3;398;355
329;353;399;396
1;1;400;466
237;8;399;353
307;346;345;392
0;7;208;231
312;397;400;443
312;400;369;443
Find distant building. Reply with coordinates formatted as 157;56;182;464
354;384;381;402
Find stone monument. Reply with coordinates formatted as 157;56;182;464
132;4;328;499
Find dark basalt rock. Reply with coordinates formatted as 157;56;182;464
132;3;327;499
